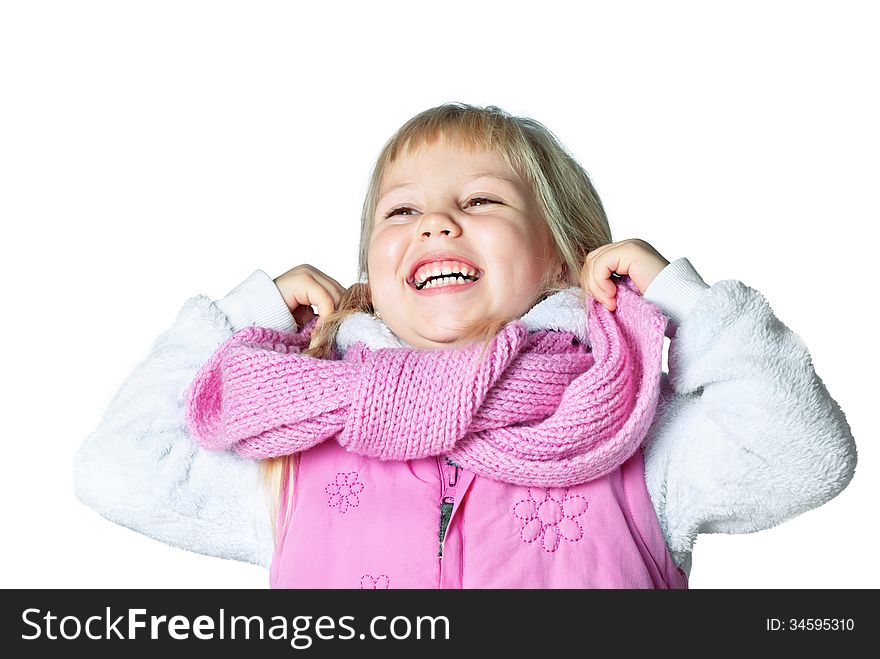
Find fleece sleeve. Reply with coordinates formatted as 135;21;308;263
73;269;294;568
639;259;858;570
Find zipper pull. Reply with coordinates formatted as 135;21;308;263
445;457;461;486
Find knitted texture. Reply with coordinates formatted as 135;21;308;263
185;277;668;486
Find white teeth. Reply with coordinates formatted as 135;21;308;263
413;261;480;287
421;274;474;289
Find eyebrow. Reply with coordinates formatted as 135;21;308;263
378;172;521;199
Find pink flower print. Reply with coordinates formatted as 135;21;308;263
513;487;588;553
325;471;364;513
360;574;390;589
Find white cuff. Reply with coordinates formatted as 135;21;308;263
643;257;710;336
214;269;297;332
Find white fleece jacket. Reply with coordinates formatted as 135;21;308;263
73;258;857;578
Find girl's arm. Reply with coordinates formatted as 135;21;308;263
641;258;857;570
73;270;295;568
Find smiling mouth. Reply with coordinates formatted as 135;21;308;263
413;272;482;291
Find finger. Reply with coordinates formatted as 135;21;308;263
307;284;339;327
292;280;338;328
584;264;614;312
309;271;347;307
594;256;621;296
581;243;613;293
580;253;604;308
583;245;617;310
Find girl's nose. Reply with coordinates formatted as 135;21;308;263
418;211;462;239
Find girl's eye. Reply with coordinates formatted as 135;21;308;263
465;197;498;208
384;206;416;219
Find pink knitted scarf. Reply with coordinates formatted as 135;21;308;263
185;277;667;486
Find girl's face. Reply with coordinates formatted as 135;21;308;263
368;135;559;349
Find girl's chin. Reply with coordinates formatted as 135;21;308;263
395;323;468;349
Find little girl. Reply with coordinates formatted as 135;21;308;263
75;102;857;588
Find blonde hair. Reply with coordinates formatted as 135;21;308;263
261;102;614;542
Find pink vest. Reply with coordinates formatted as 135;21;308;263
269;438;688;589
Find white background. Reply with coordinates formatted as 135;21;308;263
1;1;877;589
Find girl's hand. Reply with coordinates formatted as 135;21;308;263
273;264;347;328
580;239;670;312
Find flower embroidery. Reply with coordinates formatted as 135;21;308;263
360;574;390;589
325;471;364;513
513;487;588;553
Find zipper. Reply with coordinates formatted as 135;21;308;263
437;456;462;558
